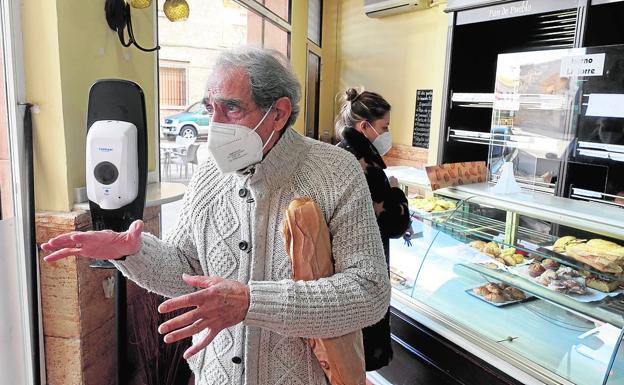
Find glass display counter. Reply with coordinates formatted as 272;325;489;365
391;183;624;385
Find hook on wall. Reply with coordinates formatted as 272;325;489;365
105;0;160;52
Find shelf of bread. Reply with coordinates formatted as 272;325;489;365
545;236;624;281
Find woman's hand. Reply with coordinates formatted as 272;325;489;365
41;220;144;262
157;274;250;359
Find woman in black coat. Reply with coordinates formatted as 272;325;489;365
336;88;411;371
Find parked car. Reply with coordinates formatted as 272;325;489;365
161;101;210;140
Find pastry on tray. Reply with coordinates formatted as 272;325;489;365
472;282;526;304
485;283;502;294
469;240;487;251
553;236;585;253
531;265;588;295
586;276;620;293
483;242;501;257
485;292;506;303
528;262;546;278
541;258;560;270
472;286;490;296
503;286;526;301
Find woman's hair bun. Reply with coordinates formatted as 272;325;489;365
345;88;359;102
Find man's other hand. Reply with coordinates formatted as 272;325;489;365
157;274;251;360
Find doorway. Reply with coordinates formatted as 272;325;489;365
0;1;39;384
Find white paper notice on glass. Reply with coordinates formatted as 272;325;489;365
560;53;605;77
493;93;520;111
586;94;624;118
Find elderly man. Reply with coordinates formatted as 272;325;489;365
42;48;390;385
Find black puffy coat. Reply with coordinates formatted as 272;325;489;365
338;126;410;371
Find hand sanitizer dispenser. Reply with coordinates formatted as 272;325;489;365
86;79;147;232
86;120;139;210
86;79;147;385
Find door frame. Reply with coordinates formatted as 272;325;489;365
1;0;41;383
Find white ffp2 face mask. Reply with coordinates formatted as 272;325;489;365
367;122;392;156
207;106;275;173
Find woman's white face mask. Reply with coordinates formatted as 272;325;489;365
366;121;392;156
207;106;275;173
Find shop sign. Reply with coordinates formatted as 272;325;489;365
560;54;605;77
487;1;532;19
456;0;579;25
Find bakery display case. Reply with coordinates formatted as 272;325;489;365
389;183;624;385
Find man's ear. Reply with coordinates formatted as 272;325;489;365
272;96;292;132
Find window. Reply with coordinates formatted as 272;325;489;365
308;0;322;46
248;0;290;22
247;12;289;57
159;66;187;107
305;0;322;140
305;52;320;139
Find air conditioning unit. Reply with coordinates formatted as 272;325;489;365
364;0;431;18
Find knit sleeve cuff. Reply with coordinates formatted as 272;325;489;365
111;232;160;280
243;280;287;329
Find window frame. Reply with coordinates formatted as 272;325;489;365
158;64;189;109
234;0;292;32
307;0;323;47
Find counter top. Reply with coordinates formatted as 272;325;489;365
73;182;186;211
437;183;624;239
384;166;431;190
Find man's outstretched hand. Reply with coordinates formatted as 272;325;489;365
41;220;144;262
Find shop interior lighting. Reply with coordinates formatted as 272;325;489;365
105;0;190;52
163;0;190;22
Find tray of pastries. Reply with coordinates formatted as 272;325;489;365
466;282;533;307
408;197;457;217
511;259;623;303
468;240;530;268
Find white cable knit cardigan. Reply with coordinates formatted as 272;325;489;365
113;128;391;385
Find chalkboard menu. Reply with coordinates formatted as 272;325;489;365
412;89;433;148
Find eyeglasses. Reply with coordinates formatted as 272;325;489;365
202;97;271;121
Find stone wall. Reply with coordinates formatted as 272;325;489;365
36;206;161;385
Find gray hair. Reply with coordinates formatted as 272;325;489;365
212;47;301;128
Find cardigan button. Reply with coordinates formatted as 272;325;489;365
232;356;242;364
238;241;249;251
238;188;248;198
